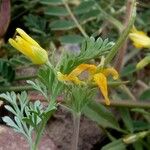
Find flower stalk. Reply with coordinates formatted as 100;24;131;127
71;112;81;150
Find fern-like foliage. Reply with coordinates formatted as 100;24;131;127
38;66;64;100
0;92;33;138
24;14;51;46
65;85;96;113
58;37;114;74
0;91;56;142
0;59;15;85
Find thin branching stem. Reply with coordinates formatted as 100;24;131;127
0;85;33;92
62;0;88;38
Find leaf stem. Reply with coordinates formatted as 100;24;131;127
101;100;150;109
31;118;48;150
71;112;81;150
29;97;150;109
104;0;136;66
114;0;135;72
62;0;88;38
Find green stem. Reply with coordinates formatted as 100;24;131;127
71;112;81;150
31;119;48;150
62;0;88;38
100;100;150;109
114;0;134;72
119;84;136;101
0;85;33;92
104;0;136;66
94;0;123;32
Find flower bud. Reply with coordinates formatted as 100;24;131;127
9;28;48;64
136;56;150;70
123;131;149;144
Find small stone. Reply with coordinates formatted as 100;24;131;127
0;125;56;150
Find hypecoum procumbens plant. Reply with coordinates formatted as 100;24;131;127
0;1;137;149
0;28;117;150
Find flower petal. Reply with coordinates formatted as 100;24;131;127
93;73;110;105
69;64;97;76
102;68;119;80
57;72;83;84
9;28;48;65
14;35;34;57
129;27;150;48
16;28;40;47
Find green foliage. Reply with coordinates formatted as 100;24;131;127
38;65;64;100
0;0;150;149
59;37;114;74
119;108;134;133
39;0;62;5
0;91;56;148
0;92;33;138
65;85;96;113
24;14;51;46
0;59;15;85
101;139;126;150
59;34;84;44
139;89;150;101
23;100;56;128
50;20;76;30
83;100;121;131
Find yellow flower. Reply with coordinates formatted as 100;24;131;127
57;64;119;105
9;28;48;64
129;26;150;48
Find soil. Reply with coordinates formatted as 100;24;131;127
46;106;103;150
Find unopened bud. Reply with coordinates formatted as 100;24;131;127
123;131;149;144
136;56;150;70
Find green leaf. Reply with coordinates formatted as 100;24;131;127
59;37;114;74
24;14;47;35
101;139;126;150
74;1;95;15
27;80;48;99
83;101;121;131
119;108;134;133
139;89;150;101
133;120;150;131
4;105;16;115
66;86;96;113
0;59;15;84
50;20;76;30
79;9;100;24
9;55;31;66
39;0;62;5
38;65;64;100
131;108;150;116
59;35;84;44
121;64;136;77
44;6;69;16
2;116;19;130
133;141;144;150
